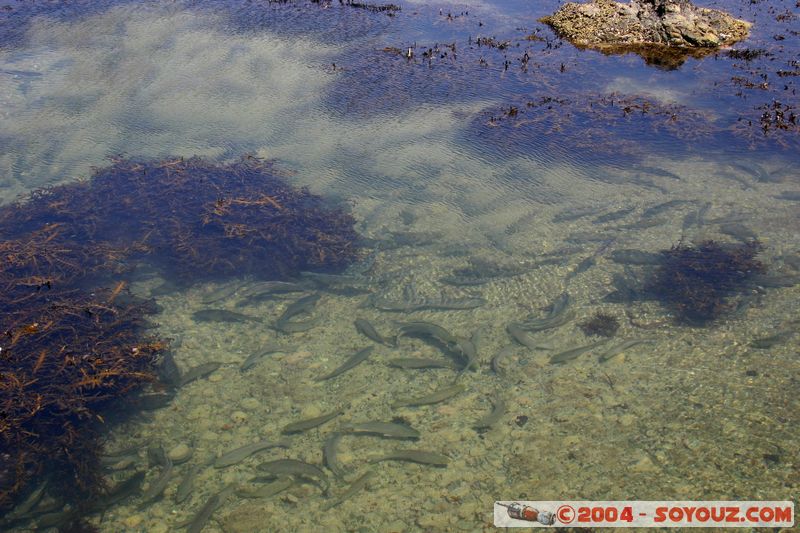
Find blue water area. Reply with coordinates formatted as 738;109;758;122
0;0;799;531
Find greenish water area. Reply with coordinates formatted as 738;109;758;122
1;0;798;531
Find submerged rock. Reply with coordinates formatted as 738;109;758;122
541;0;750;62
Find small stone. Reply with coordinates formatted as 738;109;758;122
630;454;659;473
285;350;312;365
379;520;407;533
231;411;248;423
123;514;143;528
208;372;224;383
301;405;321;418
240;397;260;411
167;443;192;464
417;514;449;529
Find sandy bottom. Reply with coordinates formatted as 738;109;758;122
90;154;800;532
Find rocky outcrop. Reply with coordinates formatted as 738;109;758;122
541;0;751;49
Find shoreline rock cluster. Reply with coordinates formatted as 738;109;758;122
541;0;751;49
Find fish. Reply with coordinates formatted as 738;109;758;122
681;202;711;234
398;321;458;345
520;292;575;331
256;459;329;492
368;450;449;467
344;421;420;439
719;223;757;242
33;510;76;529
134;391;174;411
236;286;310;306
157;351;181;387
592;206;636;224
387;357;460;370
101;444;142;462
491;345;517;375
354;318;395;346
240;344;293;372
519;308;575;332
185;487;229;533
775;191;800;201
598;338;656;363
506;323;553;350
609;249;663;265
273;317;322;333
393;383;465;407
3;480;48;521
93;471;146;510
236;477;294;499
0;68;43;78
552;205;605;223
214;438;290;468
138;459;173;508
273;293;322;332
473;397;506;430
372;296;486;312
236;281;309;301
564;256;595;281
147;445;169;468
640;200;691;219
618;217;668;230
778;253;800;271
282;409;344;434
323;433;346;479
750;330;796;349
751;273;800;288
549;340;609;364
565;231;618;244
315;347;374;381
439;274;494;286
604;272;647;303
147;445;170;466
547;291;571;316
454;336;478;372
175;466;201;504
178;362;222;387
322;470;375;510
300;271;371;292
200;282;246;304
276;293;320;323
729;161;770;182
634;165;682;181
192;309;260;323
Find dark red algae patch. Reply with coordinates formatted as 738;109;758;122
0;156;361;515
647;240;765;325
1;156;361;283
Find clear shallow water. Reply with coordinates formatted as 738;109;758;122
1;0;798;531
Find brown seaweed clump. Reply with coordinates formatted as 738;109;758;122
0;156;361;283
647;240;765;324
579;312;620;337
0;278;164;509
0;155;361;512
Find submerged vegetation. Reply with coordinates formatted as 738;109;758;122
0;283;164;510
647;240;765;324
1;157;360;283
579;312;620;337
0;156;360;512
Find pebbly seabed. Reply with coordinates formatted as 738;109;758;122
0;0;798;531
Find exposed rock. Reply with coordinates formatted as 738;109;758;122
541;0;751;62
